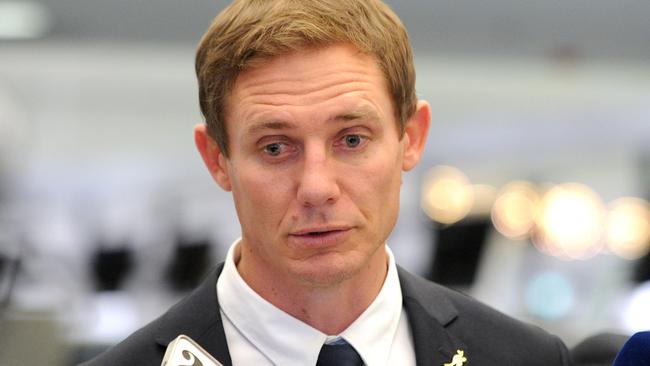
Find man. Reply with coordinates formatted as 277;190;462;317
83;0;572;365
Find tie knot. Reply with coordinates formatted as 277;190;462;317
316;339;364;366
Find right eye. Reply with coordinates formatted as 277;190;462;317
263;142;284;156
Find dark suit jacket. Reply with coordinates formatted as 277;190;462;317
81;264;571;366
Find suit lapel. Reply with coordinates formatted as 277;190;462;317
153;264;232;366
398;266;467;366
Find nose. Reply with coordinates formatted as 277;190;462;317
296;144;340;207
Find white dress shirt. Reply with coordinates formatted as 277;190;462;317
216;240;416;366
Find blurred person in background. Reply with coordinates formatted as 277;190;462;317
82;0;572;365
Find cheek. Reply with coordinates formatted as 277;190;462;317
349;154;403;219
231;166;293;226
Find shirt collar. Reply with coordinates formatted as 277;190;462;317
338;245;403;366
217;239;404;366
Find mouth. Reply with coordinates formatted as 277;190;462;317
290;227;350;237
288;227;352;247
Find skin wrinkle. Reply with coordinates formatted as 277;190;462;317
241;77;378;99
235;48;376;91
232;52;384;110
234;86;384;120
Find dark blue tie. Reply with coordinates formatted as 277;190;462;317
316;340;364;366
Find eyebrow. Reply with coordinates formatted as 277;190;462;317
328;107;381;123
245;120;296;135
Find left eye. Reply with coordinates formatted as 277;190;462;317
343;134;363;148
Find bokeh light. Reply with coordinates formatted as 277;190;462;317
421;165;474;224
423;164;649;262
525;271;575;320
623;281;650;333
491;181;540;240
535;183;605;260
605;197;650;259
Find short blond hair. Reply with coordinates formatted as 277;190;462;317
196;0;417;156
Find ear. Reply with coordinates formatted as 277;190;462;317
401;100;431;171
194;124;232;191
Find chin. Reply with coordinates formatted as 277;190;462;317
290;255;362;288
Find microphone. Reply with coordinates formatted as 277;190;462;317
613;331;650;366
162;335;224;366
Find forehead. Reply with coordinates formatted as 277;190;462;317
224;44;394;128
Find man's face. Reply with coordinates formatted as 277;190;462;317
197;43;429;287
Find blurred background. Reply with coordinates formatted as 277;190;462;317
1;0;649;364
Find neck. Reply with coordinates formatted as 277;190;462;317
236;244;389;335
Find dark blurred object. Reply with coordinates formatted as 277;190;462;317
633;250;650;283
636;156;650;283
571;332;629;366
167;238;212;291
70;343;111;365
91;246;134;291
612;331;650;366
0;254;20;310
427;218;490;287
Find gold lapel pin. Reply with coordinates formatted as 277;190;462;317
444;349;467;366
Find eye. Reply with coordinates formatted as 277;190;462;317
344;134;362;148
263;142;284;156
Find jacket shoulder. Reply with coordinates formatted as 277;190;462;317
398;267;571;365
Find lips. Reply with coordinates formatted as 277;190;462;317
291;227;350;236
288;227;352;247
